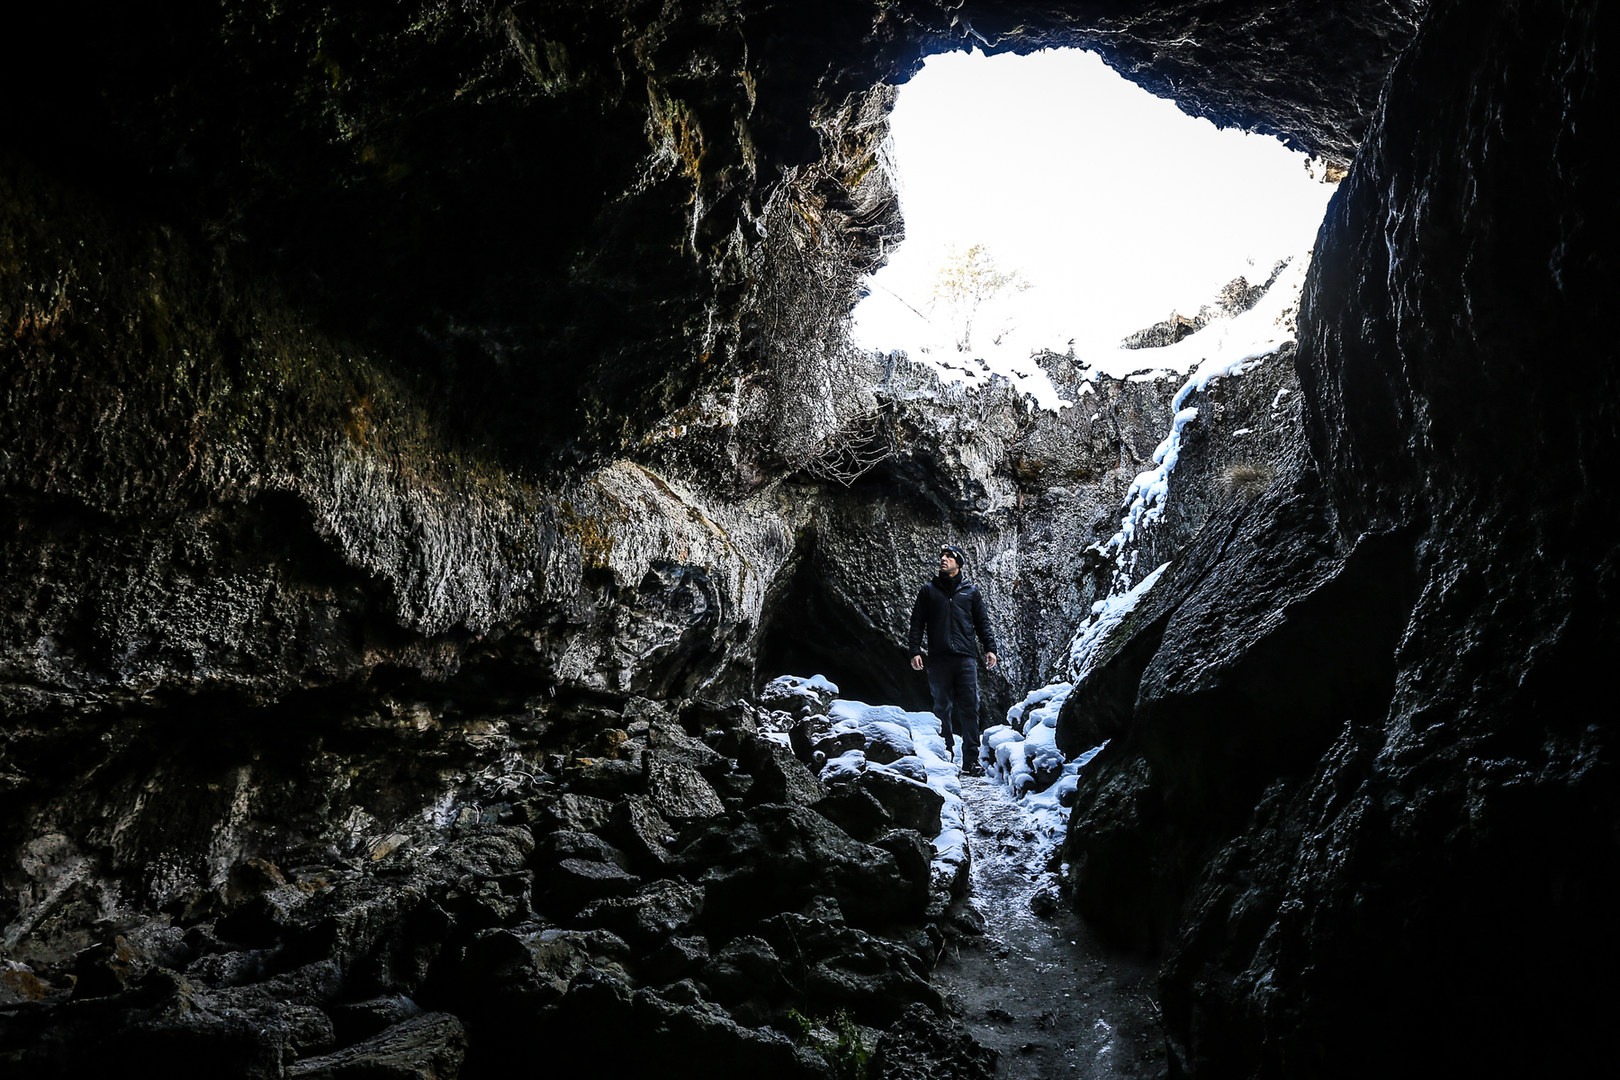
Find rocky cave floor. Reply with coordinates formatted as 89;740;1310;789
937;778;1167;1080
2;690;1171;1079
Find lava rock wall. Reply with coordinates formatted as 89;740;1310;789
6;0;1596;1076
1058;1;1616;1075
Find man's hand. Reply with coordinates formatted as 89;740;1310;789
985;651;998;669
910;654;924;671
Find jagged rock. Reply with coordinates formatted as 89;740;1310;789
538;859;641;916
214;879;319;948
702;934;793;1007
812;784;893;843
424;825;537;929
646;760;726;822
563;758;647;801
759;675;838;719
872;830;935;903
429;925;633;1019
0;965;344;1077
644;718;729;775
642;935;711;985
758;913;942;1024
0;961;52;1006
606;796;679;873
678;804;928;929
576;880;706;950
535;976;832;1080
184;947;275;989
682;697;768;759
327;995;425;1044
537;793;616;835
744;738;830;808
536;830;632;870
1;0;1607;1075
285;1011;467;1079
789;715;860;766
847;770;943;836
869;1003;998;1080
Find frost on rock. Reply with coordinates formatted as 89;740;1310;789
978;682;1107;859
1067;561;1170;682
781;687;969;892
759;672;840;720
1091;254;1308;588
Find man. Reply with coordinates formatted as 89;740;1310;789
908;543;998;775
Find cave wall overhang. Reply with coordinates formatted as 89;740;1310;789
4;1;1418;464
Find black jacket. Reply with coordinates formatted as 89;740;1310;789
908;572;996;659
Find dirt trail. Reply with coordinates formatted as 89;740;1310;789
932;776;1169;1079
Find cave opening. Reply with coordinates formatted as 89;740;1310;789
852;46;1335;368
755;47;1337;718
755;549;926;712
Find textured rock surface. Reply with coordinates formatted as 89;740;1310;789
3;0;1609;1077
1055;1;1615;1077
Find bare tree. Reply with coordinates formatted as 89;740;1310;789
931;242;1029;353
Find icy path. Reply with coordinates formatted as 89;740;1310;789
931;776;1168;1079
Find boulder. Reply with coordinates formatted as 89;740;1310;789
850;770;942;836
576;880;706;951
533;975;831;1080
647;760;725;822
606;796;679;873
537;793;616;835
744;739;829;808
537;858;640;916
702;934;792;1006
678;804;928;929
642;935;711;985
563;758;647;801
286;1011;467;1079
645;719;728;775
536;830;631;870
758;913;941;1025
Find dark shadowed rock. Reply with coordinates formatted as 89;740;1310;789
744;738;830;808
286;1011;466;1079
646;760;726;822
872;830;935;905
645;719;729;775
870;1003;998;1080
564;758;647;801
678;803;929;930
850;770;943;836
537;793;616;835
759;913;941;1024
538;859;641;916
536;830;632;870
702;934;794;1007
576;880;705;951
606;795;680;873
326;995;425;1045
812;784;893;843
2;0;1606;1075
642;935;711;985
539;976;832;1080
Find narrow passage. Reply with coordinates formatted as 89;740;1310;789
933;776;1168;1079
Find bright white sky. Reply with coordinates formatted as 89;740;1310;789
852;48;1336;360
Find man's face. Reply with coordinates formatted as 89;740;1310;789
939;550;961;576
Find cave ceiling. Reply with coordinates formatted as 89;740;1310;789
9;1;1419;462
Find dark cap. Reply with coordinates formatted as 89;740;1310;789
940;544;967;566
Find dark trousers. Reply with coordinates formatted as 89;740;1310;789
926;653;981;755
